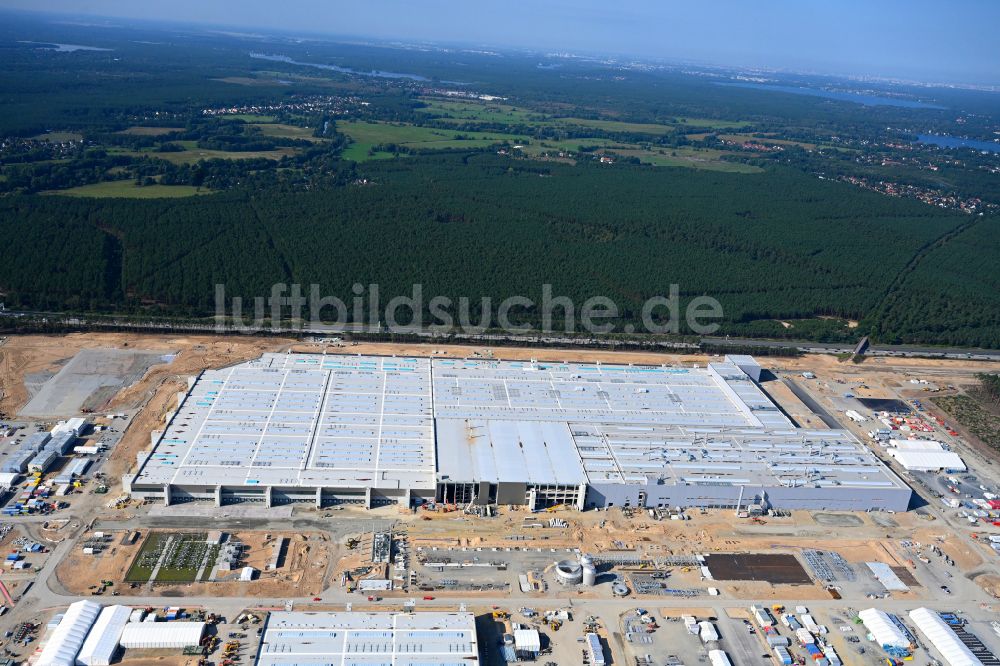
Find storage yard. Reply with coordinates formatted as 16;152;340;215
1;333;1000;666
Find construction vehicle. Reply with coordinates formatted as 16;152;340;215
772;605;785;613
492;610;509;620
548;619;561;631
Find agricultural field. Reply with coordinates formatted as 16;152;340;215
125;532;217;583
44;181;210;198
220;113;278;122
30;131;83;142
253;123;325;141
417;96;748;134
338;120;527;161
117;126;185;136
417;98;542;124
613;146;765;173
110;140;298;165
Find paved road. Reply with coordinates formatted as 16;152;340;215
704;336;1000;361
6;310;1000;360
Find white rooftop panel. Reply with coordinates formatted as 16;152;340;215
257;612;479;666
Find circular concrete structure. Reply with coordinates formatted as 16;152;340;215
555;560;583;585
611;581;630;597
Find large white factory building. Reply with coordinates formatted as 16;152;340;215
124;353;911;512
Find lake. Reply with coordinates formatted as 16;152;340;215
916;134;1000;153
718;82;945;109
250;53;430;81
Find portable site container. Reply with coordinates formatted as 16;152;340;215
767;636;790;647
774;646;793;666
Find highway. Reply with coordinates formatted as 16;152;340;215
5;310;1000;360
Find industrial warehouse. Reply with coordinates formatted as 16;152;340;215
256;611;479;666
124;353;912;511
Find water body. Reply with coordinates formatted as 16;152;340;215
250;52;430;81
916;133;1000;153
19;41;111;52
718;81;945;109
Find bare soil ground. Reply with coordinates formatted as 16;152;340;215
55;529;334;598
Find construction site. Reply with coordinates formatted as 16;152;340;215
1;332;1000;666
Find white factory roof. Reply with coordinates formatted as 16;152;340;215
119;622;206;649
908;608;982;666
76;605;132;666
132;353;906;494
858;608;910;649
36;600;102;666
134;354;436;490
257;611;479;666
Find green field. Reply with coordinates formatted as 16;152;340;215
110;140;297;165
125;532;212;583
118;126;185;136
338;120;527;161
253;123;325;141
45;181;210;198
223;113;277;122
417;98;540;124
417;97;748;135
614;146;764;173
29;131;83;142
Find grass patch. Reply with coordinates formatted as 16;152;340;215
253;123;324;141
125;532;171;582
110;142;297;165
118;126;184;136
338;121;526;161
223;113;278;122
935;394;1000;450
29;131;82;142
44;182;211;198
614;146;764;173
556;117;678;135
417;98;540;124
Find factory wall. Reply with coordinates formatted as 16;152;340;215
586;482;911;512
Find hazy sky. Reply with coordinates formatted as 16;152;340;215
5;0;1000;84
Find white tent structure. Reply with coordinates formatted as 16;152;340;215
889;448;966;472
36;601;102;666
708;650;733;666
908;608;982;666
858;608;910;649
513;628;540;657
119;623;206;649
76;605;132;666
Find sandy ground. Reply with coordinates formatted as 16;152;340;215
55;530;334;598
